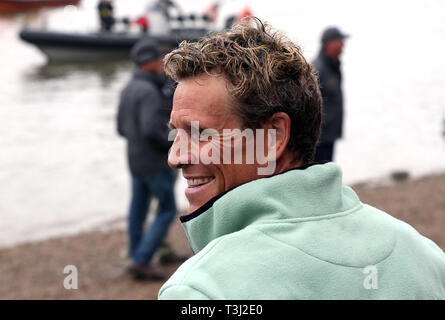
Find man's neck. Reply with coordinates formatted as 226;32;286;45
273;151;303;175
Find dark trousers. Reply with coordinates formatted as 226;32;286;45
100;18;114;31
128;170;176;265
314;142;335;162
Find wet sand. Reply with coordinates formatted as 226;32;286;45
0;173;444;299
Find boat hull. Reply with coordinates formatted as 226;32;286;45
19;28;208;62
35;45;131;62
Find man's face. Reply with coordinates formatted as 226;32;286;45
168;74;262;213
325;38;344;59
155;58;165;74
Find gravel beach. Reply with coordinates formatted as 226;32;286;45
1;173;444;300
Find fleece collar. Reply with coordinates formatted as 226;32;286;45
180;162;360;253
133;69;166;89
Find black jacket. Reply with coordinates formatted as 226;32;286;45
117;70;173;175
312;51;344;144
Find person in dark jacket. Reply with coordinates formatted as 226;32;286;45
312;26;349;162
117;38;177;280
97;0;115;32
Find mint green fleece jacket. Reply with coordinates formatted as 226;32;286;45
158;163;445;299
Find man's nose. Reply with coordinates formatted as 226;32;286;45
168;133;184;169
168;131;198;168
168;143;188;169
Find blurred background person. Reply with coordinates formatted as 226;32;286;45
203;2;219;23
145;0;179;35
312;26;349;162
224;5;253;29
97;0;115;31
117;38;177;281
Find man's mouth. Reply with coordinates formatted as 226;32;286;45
187;177;215;187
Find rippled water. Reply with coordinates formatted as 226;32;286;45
1;0;444;247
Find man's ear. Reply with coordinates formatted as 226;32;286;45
264;112;291;161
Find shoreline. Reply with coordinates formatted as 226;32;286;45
0;172;444;299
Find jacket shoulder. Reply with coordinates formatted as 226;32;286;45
158;228;319;299
122;77;159;100
158;237;227;299
159;206;445;299
312;56;325;73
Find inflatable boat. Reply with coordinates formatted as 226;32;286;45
19;28;209;62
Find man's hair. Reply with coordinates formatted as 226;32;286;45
164;18;322;164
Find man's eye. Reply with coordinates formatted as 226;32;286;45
200;129;220;141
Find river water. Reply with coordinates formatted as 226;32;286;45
1;0;444;247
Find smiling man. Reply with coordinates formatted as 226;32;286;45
158;20;445;299
167;74;285;213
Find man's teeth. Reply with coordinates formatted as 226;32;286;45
187;177;214;186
